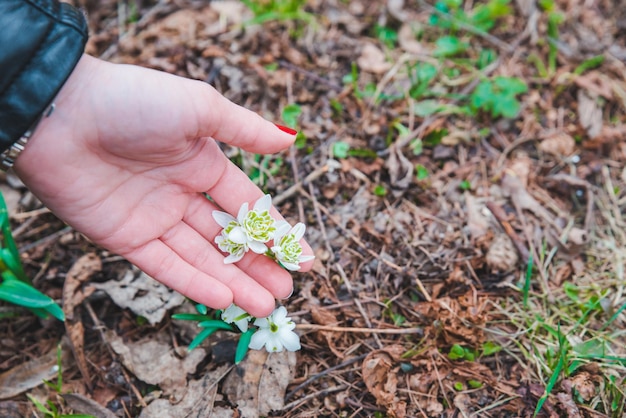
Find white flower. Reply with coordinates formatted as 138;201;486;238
213;213;248;263
213;195;276;257
220;304;251;332
271;222;315;271
249;306;301;352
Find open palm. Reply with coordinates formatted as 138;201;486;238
14;55;311;317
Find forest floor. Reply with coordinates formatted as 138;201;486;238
1;0;626;417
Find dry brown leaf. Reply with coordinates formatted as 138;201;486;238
538;132;576;157
222;350;296;417
486;234;519;272
569;372;597;401
139;364;232;418
555;392;583;418
362;348;406;417
465;193;489;239
92;267;185;325
106;331;206;402
62;393;117;418
357;42;392;74
577;89;603;139
386;146;413;190
398;23;426;54
0;345;68;399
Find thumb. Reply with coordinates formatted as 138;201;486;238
193;81;297;154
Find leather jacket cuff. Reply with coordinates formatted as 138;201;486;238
0;0;88;153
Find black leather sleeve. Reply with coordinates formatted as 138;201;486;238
0;0;88;153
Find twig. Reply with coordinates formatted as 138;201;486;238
282;384;348;411
285;354;367;401
18;225;73;253
297;323;423;334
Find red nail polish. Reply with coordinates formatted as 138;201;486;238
275;124;297;135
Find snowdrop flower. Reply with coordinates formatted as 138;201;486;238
271;222;315;271
213;216;248;263
249;306;301;352
212;195;276;256
221;304;251;332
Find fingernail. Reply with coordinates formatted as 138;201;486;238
275;124;297;135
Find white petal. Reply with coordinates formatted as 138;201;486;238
254;194;272;211
273;221;291;241
280;330;301;351
254;317;270;328
237;202;249;223
234;318;249;332
291;223;306;240
228;226;248;244
212;211;236;228
224;252;244;264
272;306;289;324
249;240;268;254
282;262;301;271
249;329;269;350
298;255;316;263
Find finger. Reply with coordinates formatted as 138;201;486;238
184;194;294;299
159;220;278;317
204;158;314;271
190;81;297;153
124;240;234;310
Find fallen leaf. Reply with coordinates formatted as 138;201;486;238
538;132;576;156
0;345;67;399
92;267;185;325
465;193;489;239
139;365;232;418
386;146;413;190
357;42;392;74
556;392;583;418
362;348;406;417
62;393;117;418
222;349;296;417
577;89;603;138
486;234;519;272
569;372;597;401
398;23;426;54
106;331;207;402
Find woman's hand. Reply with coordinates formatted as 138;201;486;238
14;55;312;318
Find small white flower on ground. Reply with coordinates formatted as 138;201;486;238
271;222;315;271
249;306;301;352
220;304;251;332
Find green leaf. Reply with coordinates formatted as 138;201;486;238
453;381;464;391
171;313;212;321
188;327;219;351
0;279;64;321
196;304;208;315
415;164;429;180
281;104;302;129
197;320;235;330
497;95;521;118
433;36;468;57
235;328;256;364
481;341;502;356
413;100;444;117
494;76;527;95
332;141;350;159
373;185;387;196
448;344;466;360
